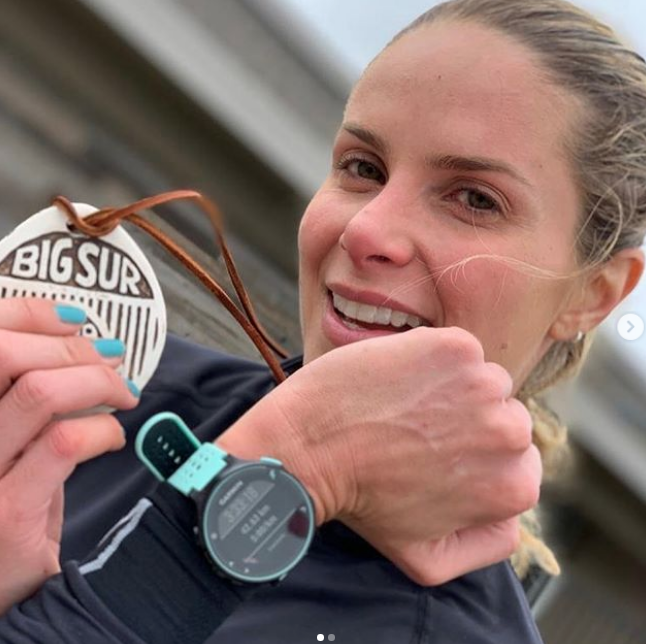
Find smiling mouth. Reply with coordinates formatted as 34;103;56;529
331;291;431;332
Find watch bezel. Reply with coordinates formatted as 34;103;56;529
198;462;316;584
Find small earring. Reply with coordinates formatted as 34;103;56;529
573;330;584;343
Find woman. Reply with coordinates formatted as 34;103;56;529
0;0;644;641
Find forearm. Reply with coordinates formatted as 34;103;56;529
0;485;258;643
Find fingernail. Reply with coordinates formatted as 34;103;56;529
125;378;141;398
93;338;126;358
55;304;87;325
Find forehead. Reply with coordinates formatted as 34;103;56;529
347;21;580;168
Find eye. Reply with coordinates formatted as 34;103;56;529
334;155;386;185
352;160;385;183
450;187;502;217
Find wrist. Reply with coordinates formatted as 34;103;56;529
214;394;340;527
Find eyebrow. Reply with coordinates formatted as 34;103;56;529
342;122;534;190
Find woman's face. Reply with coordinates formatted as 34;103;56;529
298;21;585;390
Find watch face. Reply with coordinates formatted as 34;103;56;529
201;464;315;583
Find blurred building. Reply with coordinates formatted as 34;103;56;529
0;1;645;642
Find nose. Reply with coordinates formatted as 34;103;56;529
339;192;417;269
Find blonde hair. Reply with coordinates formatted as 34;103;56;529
389;0;646;578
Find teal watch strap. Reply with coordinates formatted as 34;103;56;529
136;412;229;496
136;411;314;585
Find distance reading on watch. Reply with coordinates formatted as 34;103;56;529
135;412;316;584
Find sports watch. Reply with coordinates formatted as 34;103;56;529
135;412;316;585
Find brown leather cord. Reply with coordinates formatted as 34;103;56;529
51;191;289;384
101;192;288;360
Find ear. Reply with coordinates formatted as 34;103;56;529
549;247;645;341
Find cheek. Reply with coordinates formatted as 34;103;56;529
298;192;349;359
298;191;347;276
433;225;569;319
442;256;566;369
297;194;339;331
451;262;536;319
297;209;325;273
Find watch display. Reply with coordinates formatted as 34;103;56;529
202;464;314;582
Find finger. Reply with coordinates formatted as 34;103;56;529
434;517;521;584
499;397;534;451
0;331;124;396
476;397;533;455
0;365;138;467
0;297;88;334
507;444;543;512
48;486;65;545
436;326;486;365
451;447;542;527
482;361;514;400
395;517;521;586
3;415;125;511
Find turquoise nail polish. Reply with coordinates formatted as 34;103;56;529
93;338;126;358
55;304;87;325
125;378;141;398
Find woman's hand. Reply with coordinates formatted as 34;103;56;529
0;298;140;613
217;327;541;586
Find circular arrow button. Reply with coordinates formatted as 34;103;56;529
617;313;645;341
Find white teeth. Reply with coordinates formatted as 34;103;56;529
357;303;377;323
332;292;427;329
373;307;392;325
390;311;408;328
344;300;358;319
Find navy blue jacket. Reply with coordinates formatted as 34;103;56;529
0;335;544;643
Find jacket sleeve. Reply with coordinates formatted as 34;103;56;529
0;485;258;643
0;562;146;644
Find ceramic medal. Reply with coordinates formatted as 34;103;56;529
0;203;167;394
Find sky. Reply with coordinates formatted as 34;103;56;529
276;0;646;372
277;0;646;78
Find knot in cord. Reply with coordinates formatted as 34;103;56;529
52;190;288;384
